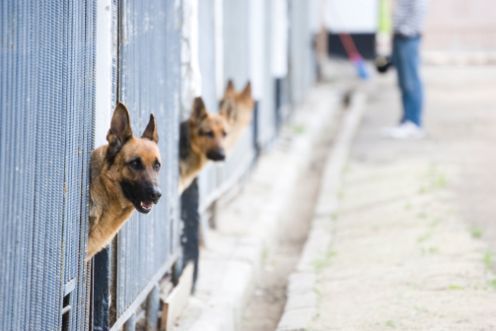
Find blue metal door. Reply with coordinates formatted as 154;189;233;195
0;1;96;330
108;0;182;328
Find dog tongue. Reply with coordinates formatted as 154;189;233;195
140;201;153;210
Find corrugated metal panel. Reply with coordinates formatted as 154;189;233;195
288;0;315;106
198;0;257;210
222;0;251;87
198;0;218;114
257;0;277;147
113;0;181;325
0;1;95;330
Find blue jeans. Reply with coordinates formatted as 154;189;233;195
392;34;424;127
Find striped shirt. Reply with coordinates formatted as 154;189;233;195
393;0;427;36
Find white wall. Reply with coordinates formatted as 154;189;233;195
181;0;202;117
249;0;265;100
325;0;378;33
271;0;288;78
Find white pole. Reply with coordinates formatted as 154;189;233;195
94;0;113;147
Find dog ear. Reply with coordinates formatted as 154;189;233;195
241;81;252;98
224;79;236;98
219;98;235;122
142;114;159;143
106;102;133;163
190;97;208;122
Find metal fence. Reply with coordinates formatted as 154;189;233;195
93;1;182;330
114;0;181;327
0;0;317;330
0;1;95;330
196;0;316;213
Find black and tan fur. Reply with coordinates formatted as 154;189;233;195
87;103;162;260
218;80;255;149
179;97;228;193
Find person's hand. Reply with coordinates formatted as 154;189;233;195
375;55;392;74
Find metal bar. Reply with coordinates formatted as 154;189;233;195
123;314;136;331
63;279;76;297
275;78;283;132
180;179;200;291
109;254;178;331
145;286;160;331
253;101;261;157
93;248;111;331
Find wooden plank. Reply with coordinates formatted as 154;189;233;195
160;264;194;331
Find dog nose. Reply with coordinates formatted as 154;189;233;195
207;149;226;161
150;187;162;202
216;150;225;161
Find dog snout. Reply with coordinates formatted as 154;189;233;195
149;187;162;203
206;149;226;161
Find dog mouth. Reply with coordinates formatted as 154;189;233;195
136;200;155;214
120;180;161;214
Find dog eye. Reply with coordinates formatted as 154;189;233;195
153;161;161;171
200;130;214;138
222;130;227;137
128;158;143;170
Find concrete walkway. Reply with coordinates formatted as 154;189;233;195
282;66;496;330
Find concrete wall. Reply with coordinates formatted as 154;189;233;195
424;0;496;51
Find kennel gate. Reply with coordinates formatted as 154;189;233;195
92;0;182;330
0;1;96;330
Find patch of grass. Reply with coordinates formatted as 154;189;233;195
428;246;439;254
483;251;494;270
385;320;396;328
413;305;428;314
429;218;441;228
404;201;412;210
447;284;464;290
342;164;351;175
470;227;483;239
314;286;322;299
313;249;337;272
421;246;439;255
417;232;432;243
418;186;428;195
416;211;428;219
432;174;448;189
291;124;306;135
421;165;449;193
261;247;268;264
330;212;338;221
488;279;496;290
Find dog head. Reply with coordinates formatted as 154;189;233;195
105;103;162;214
219;80;255;126
188;97;228;162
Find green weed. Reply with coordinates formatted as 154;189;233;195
470;227;483;239
313;249;337;272
447;284;464;290
483;251;494;270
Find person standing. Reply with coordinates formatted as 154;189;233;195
385;0;427;139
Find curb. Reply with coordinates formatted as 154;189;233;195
276;91;365;331
175;85;342;331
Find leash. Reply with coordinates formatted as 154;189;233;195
338;33;369;80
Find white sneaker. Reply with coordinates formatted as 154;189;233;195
382;121;425;140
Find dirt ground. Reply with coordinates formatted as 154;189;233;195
237;65;496;331
309;65;496;330
428;66;496;259
239;97;344;331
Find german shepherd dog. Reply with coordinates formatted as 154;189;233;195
179;97;228;193
218;80;255;149
86;103;162;260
